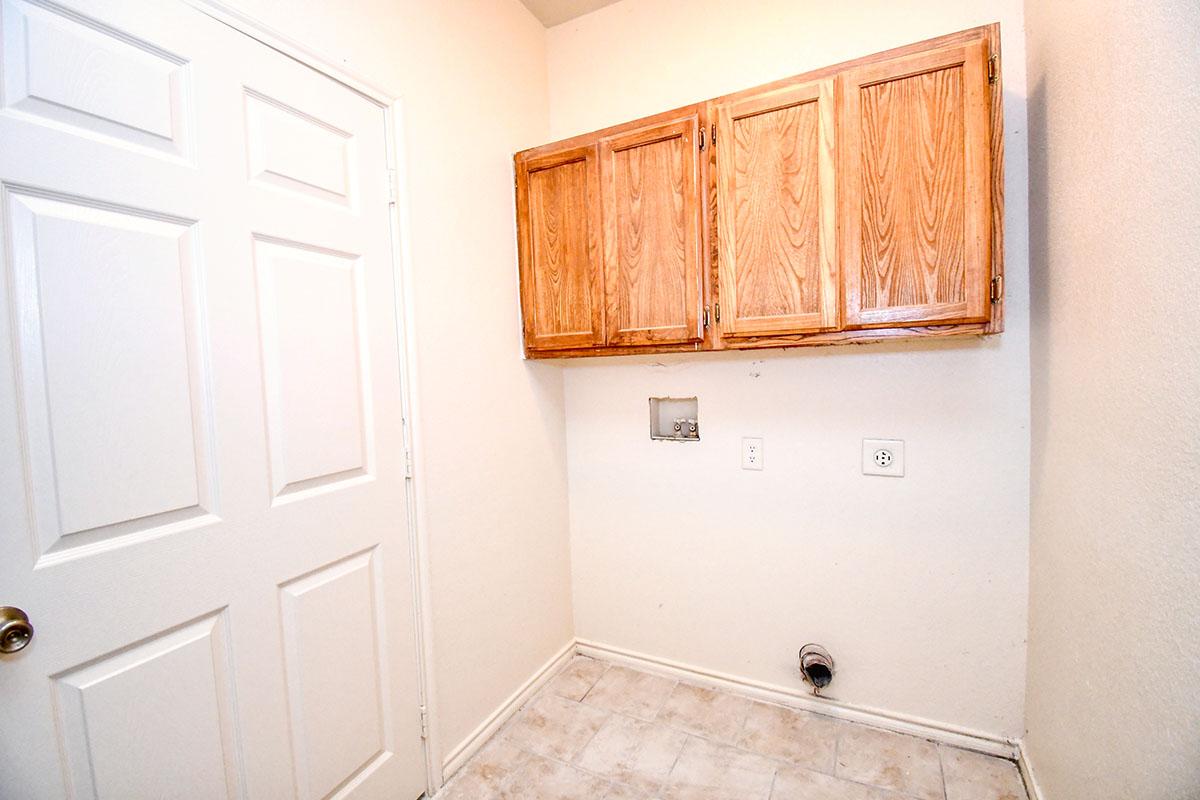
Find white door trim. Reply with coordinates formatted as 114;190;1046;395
179;1;443;793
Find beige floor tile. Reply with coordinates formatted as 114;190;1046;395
656;682;753;743
738;701;839;773
583;665;677;721
771;766;898;800
662;736;776;800
836;725;944;800
439;738;530;800
448;661;1018;800
498;754;613;800
604;781;652;800
547;656;609;702
940;746;1028;800
575;714;688;792
504;693;610;762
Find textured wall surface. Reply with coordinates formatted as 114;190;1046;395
548;0;1031;739
1023;1;1200;797
225;0;574;760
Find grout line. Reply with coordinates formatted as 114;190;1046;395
731;693;753;746
575;659;609;705
569;710;612;767
578;640;1018;759
662;735;694;792
648;677;680;721
937;743;949;800
506;738;626;789
488;753;522;800
458;660;1010;800
832;720;842;777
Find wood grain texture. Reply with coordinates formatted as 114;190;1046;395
613;138;686;329
862;66;966;304
737;101;822;314
514;24;1004;358
841;41;992;328
515;145;604;350
714;79;838;337
526;322;991;359
529;161;592;330
600;115;703;345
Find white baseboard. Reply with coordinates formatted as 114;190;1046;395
576;638;1020;760
440;639;576;779
1016;740;1045;800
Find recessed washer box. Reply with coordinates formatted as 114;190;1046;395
649;397;698;441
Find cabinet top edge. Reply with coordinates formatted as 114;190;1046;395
513;21;999;163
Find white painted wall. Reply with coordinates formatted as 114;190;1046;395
222;0;574;758
548;0;1031;739
1023;1;1200;797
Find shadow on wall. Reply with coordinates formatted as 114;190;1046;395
1026;76;1051;479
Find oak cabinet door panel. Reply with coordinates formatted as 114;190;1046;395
714;79;838;337
600;115;704;346
841;40;992;328
516;145;604;350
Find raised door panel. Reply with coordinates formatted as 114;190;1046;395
517;145;603;350
253;236;372;503
52;613;242;800
841;40;992;328
3;187;218;564
244;89;355;207
279;550;392;800
714;80;838;337
600;115;704;346
0;0;192;160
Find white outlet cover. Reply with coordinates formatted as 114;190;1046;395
742;437;764;470
862;438;904;477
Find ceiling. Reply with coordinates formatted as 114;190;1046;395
518;0;624;27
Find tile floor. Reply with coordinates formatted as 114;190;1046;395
437;656;1029;800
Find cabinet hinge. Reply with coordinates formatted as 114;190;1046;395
702;306;710;328
987;54;999;84
711;123;716;146
419;705;429;740
403;448;414;479
714;302;721;323
698;127;706;151
990;275;1004;303
387;167;398;205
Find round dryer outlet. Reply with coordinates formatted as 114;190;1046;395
862;439;904;477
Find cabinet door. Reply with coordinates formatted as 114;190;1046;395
516;145;604;350
599;115;704;346
841;40;992;328
714;80;838;337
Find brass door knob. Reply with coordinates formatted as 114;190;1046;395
0;607;33;654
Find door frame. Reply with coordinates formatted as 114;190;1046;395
181;1;443;794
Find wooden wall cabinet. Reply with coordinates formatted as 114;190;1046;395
514;24;1004;359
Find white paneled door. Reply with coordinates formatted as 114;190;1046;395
0;1;426;798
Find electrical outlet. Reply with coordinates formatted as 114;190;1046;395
862;438;904;477
742;437;764;470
